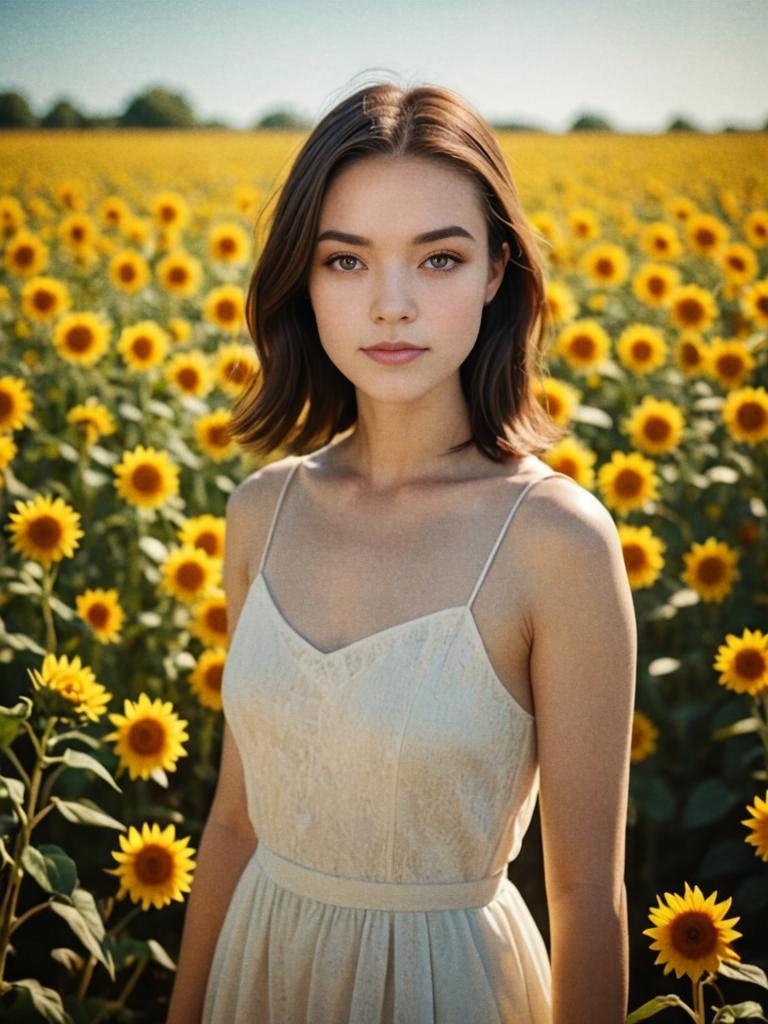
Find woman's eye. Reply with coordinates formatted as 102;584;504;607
324;251;462;273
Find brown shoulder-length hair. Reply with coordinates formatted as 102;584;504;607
229;80;568;463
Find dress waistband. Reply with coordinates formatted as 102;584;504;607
253;842;508;912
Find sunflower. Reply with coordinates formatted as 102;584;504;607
105;822;196;910
113;445;180;509
234;184;262;216
0;433;18;484
623;397;684;454
615;324;668;375
213;341;259;396
674;332;710;377
167;317;192;343
56;212;98;254
721;385;768;445
717;242;758;288
631;262;680;308
743;210;768;250
541;436;596;488
713;628;768;696
117;320;169;371
617;523;666;589
20;275;71;323
638;221;683;262
664;195;697;224
150;191;189;231
161;544;221;604
0;195;26;235
188;648;227;711
741;791;768;862
567;207;600;241
532;376;581;428
208;221;250;263
6;494;83;567
164;350;213;397
740;278;768;327
554;318;610;372
630;710;659;763
53;178;88;211
105;693;189;782
4;229;49;277
156;249;203;297
66;400;117;446
643;881;742;983
195;409;237;462
685;212;729;259
0;375;34;431
189;588;228;648
668;283;719;333
578;242;630;288
98;195;132;230
177;514;225;560
706;337;756;391
75;587;125;643
108;249;150;295
27;652;111;723
122;215;152;247
202;284;245;334
597;451;660;516
682;538;740;603
544;280;577;325
52;311;111;366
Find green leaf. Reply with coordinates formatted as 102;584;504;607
49;797;125;831
712;1001;768;1022
712;717;761;740
717;959;768;988
0;699;33;747
49;888;115;980
139;535;169;563
630;774;676;823
46;729;101;750
698;838;756;879
48;595;74;621
626;994;698;1022
682;778;737;827
45;748;122;793
146;937;176;971
0;774;27;827
21;843;78;896
7;977;74;1023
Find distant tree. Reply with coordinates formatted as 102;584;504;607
253;108;310;130
570;112;614;132
120;87;196;128
199;117;231;129
490;119;546;132
41;98;88;129
666;115;700;132
0;91;37;128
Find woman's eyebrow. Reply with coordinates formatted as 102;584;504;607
316;225;476;246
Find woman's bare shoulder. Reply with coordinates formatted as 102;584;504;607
226;454;302;521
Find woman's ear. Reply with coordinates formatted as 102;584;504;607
484;241;510;305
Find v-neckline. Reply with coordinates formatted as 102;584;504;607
253;570;534;723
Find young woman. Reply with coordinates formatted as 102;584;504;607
167;79;637;1024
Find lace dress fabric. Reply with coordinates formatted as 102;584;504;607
201;449;573;1023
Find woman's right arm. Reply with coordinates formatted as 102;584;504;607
165;481;261;1024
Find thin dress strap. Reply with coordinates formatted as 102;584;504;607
466;471;575;610
257;442;335;575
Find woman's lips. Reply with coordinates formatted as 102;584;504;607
362;348;427;365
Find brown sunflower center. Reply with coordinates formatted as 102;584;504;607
15;244;35;266
177;561;206;590
756;296;768;316
71;225;85;242
0;391;12;419
33;289;56;312
631;340;653;362
697;556;725;584
670;911;718;958
196;532;218;556
169;265;188;284
615;468;643;498
695;228;716;247
644;415;671;442
119;262;137;283
571;334;595;358
127;717;166;755
226;360;247;384
716;354;744;379
677;298;705;326
623;542;647;571
88;602;110;629
216;299;238;323
208;604;227;635
135;843;173;884
655;237;669;252
736;401;766;431
218;237;237;254
727;256;746;272
66;325;95;352
29;514;63;550
595;257;615;277
177;367;200;390
160;204;176;223
648;275;665;296
681;341;702;368
733;647;766;681
206;664;223;692
132;335;153;360
208;424;230;447
131;462;162;494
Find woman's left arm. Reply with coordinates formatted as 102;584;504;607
526;480;637;1024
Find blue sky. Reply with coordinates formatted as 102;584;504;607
0;0;765;132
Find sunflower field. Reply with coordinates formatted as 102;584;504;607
0;128;767;1023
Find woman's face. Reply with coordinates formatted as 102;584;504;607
307;155;510;404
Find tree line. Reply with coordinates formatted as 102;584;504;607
0;86;765;134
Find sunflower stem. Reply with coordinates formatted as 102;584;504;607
0;717;56;987
41;566;58;654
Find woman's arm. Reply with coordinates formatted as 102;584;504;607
165;482;260;1024
527;480;637;1024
